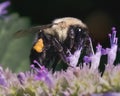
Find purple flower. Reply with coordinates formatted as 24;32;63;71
0;66;3;72
103;92;120;96
31;60;53;87
34;65;48;81
109;27;117;47
67;48;82;67
17;72;26;85
0;1;10;15
101;48;107;55
0;72;7;87
91;93;102;96
91;92;120;96
107;27;118;65
90;44;102;69
83;56;91;63
84;44;103;70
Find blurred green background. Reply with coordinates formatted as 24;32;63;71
0;13;33;72
0;0;120;72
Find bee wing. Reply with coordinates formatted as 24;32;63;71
14;23;56;38
14;26;41;38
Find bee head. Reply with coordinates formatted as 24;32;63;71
44;17;89;42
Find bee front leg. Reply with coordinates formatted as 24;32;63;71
68;28;75;50
52;37;71;66
83;37;94;56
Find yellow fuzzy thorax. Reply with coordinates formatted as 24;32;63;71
44;17;87;42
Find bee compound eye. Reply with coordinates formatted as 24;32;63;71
76;27;82;33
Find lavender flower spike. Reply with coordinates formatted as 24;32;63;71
0;1;10;15
31;60;53;88
107;27;118;65
84;55;91;64
90;44;102;70
67;47;82;67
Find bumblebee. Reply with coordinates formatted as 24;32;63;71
15;17;93;71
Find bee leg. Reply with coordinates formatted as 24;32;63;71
52;38;70;66
30;48;41;67
29;48;46;68
85;37;94;59
30;37;48;68
88;37;94;55
69;38;74;50
51;55;61;72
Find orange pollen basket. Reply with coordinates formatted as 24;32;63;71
33;38;44;53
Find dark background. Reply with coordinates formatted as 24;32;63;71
8;0;120;47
